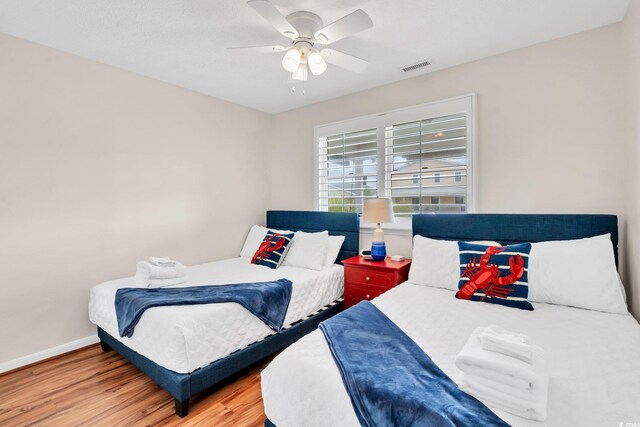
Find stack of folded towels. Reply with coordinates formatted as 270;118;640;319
455;325;549;421
135;256;188;288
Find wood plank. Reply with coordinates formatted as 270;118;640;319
0;345;271;427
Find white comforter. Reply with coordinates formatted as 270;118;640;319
89;257;343;373
261;282;640;426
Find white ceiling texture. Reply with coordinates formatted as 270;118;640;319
0;0;630;113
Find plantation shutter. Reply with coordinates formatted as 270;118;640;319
316;95;476;218
385;113;468;216
318;128;379;213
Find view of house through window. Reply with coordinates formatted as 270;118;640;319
385;113;468;216
318;128;378;212
316;96;475;218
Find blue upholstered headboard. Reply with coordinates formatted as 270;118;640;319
266;211;360;263
412;214;619;266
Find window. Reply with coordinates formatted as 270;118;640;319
318;128;378;212
315;95;476;219
431;196;440;212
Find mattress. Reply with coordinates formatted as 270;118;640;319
89;257;343;374
261;282;640;426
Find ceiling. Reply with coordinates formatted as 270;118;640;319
0;0;630;114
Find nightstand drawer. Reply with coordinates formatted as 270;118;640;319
341;256;412;309
344;284;384;306
345;268;395;288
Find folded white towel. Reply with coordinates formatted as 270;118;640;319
148;256;177;267
459;375;548;422
480;324;533;363
134;273;187;288
455;326;549;421
136;260;187;281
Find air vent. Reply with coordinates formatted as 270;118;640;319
401;60;432;73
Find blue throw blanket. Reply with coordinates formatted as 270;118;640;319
319;301;509;427
115;279;292;338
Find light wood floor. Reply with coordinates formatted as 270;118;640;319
0;344;270;427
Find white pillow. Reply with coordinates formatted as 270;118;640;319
239;225;294;258
616;272;627;302
240;225;267;258
282;231;329;270
527;234;627;314
408;236;502;291
323;235;346;268
409;236;461;291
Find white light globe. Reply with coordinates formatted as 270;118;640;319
308;51;327;76
291;63;308;81
281;49;301;72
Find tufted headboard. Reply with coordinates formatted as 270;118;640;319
266;210;360;263
411;214;619;267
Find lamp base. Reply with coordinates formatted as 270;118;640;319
370;241;387;261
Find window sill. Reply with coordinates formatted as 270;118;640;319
360;220;412;236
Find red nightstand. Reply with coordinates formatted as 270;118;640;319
341;256;412;308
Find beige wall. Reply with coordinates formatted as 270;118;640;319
271;24;634;312
0;33;273;364
623;0;640;320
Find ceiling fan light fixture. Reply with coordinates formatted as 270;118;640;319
282;48;301;72
308;51;327;76
231;1;373;84
291;62;308;81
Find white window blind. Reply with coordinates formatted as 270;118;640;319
385;113;468;216
315;95;476;220
318;128;378;213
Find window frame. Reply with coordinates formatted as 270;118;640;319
314;94;478;228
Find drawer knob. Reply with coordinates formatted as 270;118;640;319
366;276;370;281
366;294;370;299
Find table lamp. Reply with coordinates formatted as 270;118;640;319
362;198;395;261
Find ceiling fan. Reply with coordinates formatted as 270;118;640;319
228;0;373;82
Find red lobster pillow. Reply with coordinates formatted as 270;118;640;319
456;242;533;311
252;230;295;269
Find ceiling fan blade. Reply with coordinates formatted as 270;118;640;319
247;0;299;39
314;9;373;44
321;49;369;73
227;45;288;54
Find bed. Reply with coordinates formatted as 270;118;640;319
261;214;640;426
89;210;359;417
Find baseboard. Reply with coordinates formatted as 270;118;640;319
0;334;99;374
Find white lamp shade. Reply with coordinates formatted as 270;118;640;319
362;198;395;224
282;49;301;72
291;62;308;81
307;51;327;76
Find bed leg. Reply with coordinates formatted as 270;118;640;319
100;340;112;352
175;398;189;418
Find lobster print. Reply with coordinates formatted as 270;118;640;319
456;246;525;301
252;233;287;264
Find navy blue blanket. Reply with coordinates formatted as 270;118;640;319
319;301;509;427
115;279;292;338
